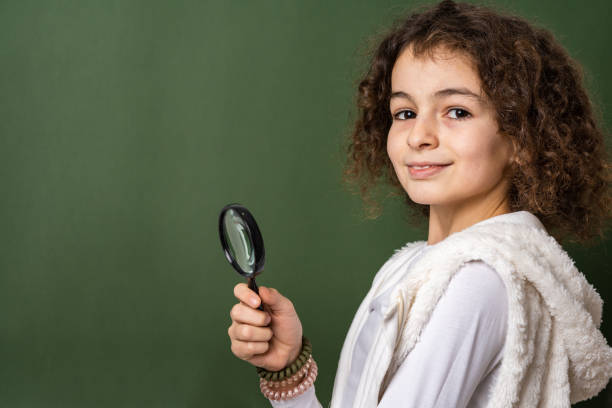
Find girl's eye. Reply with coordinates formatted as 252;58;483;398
448;108;471;120
393;110;416;120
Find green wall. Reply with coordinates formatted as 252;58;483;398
0;0;610;406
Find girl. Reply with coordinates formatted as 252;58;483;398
227;1;612;406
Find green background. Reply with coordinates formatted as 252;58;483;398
1;0;610;406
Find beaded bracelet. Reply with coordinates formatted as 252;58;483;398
260;357;318;401
256;336;312;381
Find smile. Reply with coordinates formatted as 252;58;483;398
408;164;451;179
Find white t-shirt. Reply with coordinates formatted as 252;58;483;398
271;258;508;407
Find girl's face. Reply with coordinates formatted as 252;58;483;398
387;46;514;212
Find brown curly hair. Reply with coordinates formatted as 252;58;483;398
343;0;611;246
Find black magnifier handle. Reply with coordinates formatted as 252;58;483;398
248;277;264;311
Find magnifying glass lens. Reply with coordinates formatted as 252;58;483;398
223;209;255;274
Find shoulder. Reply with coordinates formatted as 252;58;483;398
416;261;509;354
451;261;506;294
439;261;508;320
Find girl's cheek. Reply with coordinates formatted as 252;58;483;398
386;132;397;157
387;137;403;164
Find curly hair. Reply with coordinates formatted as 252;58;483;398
343;0;611;246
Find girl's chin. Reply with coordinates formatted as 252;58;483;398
404;189;449;205
406;196;439;206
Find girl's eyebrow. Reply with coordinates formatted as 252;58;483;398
390;87;484;105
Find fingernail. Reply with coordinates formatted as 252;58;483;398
250;297;259;307
264;314;271;325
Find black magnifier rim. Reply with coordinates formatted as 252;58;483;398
218;203;265;277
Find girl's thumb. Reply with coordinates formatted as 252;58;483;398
259;286;292;314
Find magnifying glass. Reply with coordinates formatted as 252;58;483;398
218;203;266;311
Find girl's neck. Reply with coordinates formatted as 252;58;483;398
427;199;511;246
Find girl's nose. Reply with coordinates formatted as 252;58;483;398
407;112;438;150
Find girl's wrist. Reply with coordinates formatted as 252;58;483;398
256;336;312;381
286;338;302;365
257;336;317;402
260;357;318;401
262;355;310;391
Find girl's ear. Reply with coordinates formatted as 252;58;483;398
508;152;518;166
501;133;517;167
502;135;522;180
506;136;521;166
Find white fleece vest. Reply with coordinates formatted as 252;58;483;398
330;214;612;407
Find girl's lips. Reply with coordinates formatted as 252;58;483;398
408;164;451;179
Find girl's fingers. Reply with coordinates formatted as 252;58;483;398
229;323;273;342
230;339;270;360
234;283;261;308
230;302;271;326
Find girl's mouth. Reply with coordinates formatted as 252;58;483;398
408;164;451;179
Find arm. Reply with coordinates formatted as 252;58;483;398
227;284;323;407
378;261;508;407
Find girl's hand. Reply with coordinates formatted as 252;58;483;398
228;283;303;372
